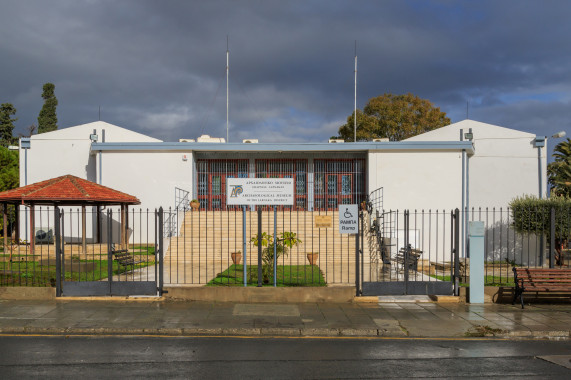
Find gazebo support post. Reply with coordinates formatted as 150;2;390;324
14;205;19;242
82;205;87;255
96;206;101;244
29;204;35;256
2;202;7;255
121;204;126;250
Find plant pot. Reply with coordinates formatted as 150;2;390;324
307;253;319;265
231;252;242;265
190;201;200;210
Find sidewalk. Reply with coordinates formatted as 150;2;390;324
1;298;570;339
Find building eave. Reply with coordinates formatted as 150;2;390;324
91;141;474;154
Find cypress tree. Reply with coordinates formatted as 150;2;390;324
38;82;58;134
0;103;17;147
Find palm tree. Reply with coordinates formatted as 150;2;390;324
548;138;571;198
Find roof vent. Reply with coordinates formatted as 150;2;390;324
197;135;225;143
179;138;195;143
328;139;344;143
372;138;389;142
243;139;258;143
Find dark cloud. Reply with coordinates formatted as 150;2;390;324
1;0;569;146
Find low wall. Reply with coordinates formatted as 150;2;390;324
0;287;56;300
164;286;355;303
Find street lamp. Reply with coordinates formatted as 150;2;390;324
535;131;566;199
547;131;566;198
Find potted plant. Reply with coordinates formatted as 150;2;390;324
306;252;319;265
231;250;242;265
190;199;200;210
250;231;302;284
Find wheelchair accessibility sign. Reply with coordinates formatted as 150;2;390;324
339;204;358;234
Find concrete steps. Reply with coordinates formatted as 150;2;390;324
165;210;372;264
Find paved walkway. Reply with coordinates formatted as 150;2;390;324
1;298;570;339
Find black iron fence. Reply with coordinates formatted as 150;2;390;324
162;206;356;286
1;206;160;294
2;203;570;291
362;208;457;295
465;207;571;286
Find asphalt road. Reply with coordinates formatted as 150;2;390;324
0;335;570;379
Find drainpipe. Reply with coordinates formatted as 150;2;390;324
460;129;465;258
464;129;473;258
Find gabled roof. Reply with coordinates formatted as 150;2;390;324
405;119;536;141
0;175;140;205
29;121;162;143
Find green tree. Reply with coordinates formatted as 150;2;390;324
0;103;18;148
37;82;58;134
548;138;571;198
334;93;450;141
0;145;18;192
0;146;19;235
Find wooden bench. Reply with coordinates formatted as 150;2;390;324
396;245;423;271
512;267;571;309
111;245;143;273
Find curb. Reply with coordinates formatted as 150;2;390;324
1;326;568;339
55;296;165;302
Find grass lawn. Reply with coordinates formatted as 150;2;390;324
129;245;156;256
207;264;327;287
0;258;153;287
429;274;515;287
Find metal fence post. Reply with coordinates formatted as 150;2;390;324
360;209;364;293
107;209;113;295
273;206;277;287
55;207;62;297
355;210;360;297
158;207;164;295
257;206;262;287
404;210;409;294
549;207;555;269
454;208;460;296
243;205;247;287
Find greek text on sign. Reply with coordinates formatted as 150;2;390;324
227;178;294;205
339;204;358;234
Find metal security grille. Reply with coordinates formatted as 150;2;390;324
255;159;308;210
197;159;248;210
196;157;366;211
314;159;366;211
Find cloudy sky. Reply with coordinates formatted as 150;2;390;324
1;0;570;149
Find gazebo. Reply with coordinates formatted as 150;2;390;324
0;175;141;255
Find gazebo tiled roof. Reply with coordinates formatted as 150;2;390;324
0;175;140;205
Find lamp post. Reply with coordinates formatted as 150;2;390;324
535;131;566;199
546;131;566;198
535;130;565;267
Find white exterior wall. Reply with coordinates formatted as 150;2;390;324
368;150;462;211
407;120;542;208
99;151;193;212
20;121;162;186
17;121;163;243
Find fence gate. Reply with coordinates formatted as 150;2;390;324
361;208;460;296
55;207;163;297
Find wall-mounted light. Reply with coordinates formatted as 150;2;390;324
464;132;473;141
89;134;98;142
20;138;31;149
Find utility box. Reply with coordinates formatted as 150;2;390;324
469;221;485;303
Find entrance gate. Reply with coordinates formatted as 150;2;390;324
55;207;163;297
361;206;460;296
